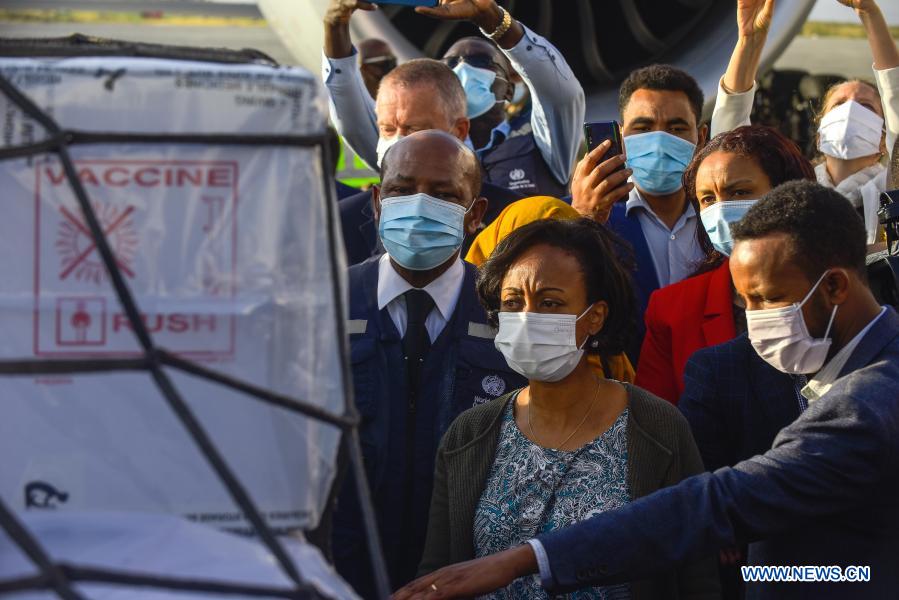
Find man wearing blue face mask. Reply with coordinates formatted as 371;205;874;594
334;58;524;265
330;130;526;598
322;0;584;199
573;64;709;361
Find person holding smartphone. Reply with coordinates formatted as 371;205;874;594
322;0;585;198
571;65;709;361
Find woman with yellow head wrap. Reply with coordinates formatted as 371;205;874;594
466;196;635;383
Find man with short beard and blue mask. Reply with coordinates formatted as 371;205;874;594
571;64;710;361
322;0;584;199
330;130;526;598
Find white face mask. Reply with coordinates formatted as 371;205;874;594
494;305;594;382
746;270;839;375
376;134;403;168
817;100;884;160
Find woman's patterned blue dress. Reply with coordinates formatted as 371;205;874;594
474;398;631;599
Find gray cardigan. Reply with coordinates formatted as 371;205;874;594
418;383;720;600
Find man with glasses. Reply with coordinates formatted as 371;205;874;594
357;38;396;99
322;0;584;198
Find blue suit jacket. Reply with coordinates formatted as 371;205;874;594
339;183;524;267
539;308;899;599
679;334;804;472
606;202;659;361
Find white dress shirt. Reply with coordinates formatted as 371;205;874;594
709;76;757;138
625;188;704;287
376;253;465;343
321;24;585;185
801;306;888;403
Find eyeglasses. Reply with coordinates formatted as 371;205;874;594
361;56;397;71
441;54;506;75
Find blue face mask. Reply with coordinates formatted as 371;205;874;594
453;63;500;119
378;193;471;270
699;199;757;256
624;131;696;195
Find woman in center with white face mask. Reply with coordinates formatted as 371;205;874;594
416;218;719;599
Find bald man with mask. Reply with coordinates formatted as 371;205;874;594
336;57;524;265
331;131;526;598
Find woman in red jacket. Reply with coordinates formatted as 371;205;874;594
635;126;815;403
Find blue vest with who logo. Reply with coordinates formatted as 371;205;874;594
480;129;567;198
331;258;525;597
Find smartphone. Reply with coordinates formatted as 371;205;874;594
584;120;625;174
374;0;438;6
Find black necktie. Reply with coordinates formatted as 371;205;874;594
400;288;435;576
402;289;435;396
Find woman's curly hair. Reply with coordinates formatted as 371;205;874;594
475;217;637;356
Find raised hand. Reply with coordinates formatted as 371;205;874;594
837;0;897;70
736;0;775;39
415;0;498;22
324;0;375;26
323;0;376;58
835;0;877;13
570;141;633;224
415;0;524;48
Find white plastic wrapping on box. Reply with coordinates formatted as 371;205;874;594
0;511;360;599
0;57;348;534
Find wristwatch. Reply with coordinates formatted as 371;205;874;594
480;5;513;41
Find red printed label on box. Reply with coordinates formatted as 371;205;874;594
33;159;238;358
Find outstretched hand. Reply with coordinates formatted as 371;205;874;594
736;0;775;39
392;545;537;599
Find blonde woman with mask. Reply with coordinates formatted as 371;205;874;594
710;0;899;244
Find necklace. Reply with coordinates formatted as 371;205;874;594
527;378;601;451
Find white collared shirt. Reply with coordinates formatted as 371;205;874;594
376;253;465;343
801;306;888;404
625;187;704;287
